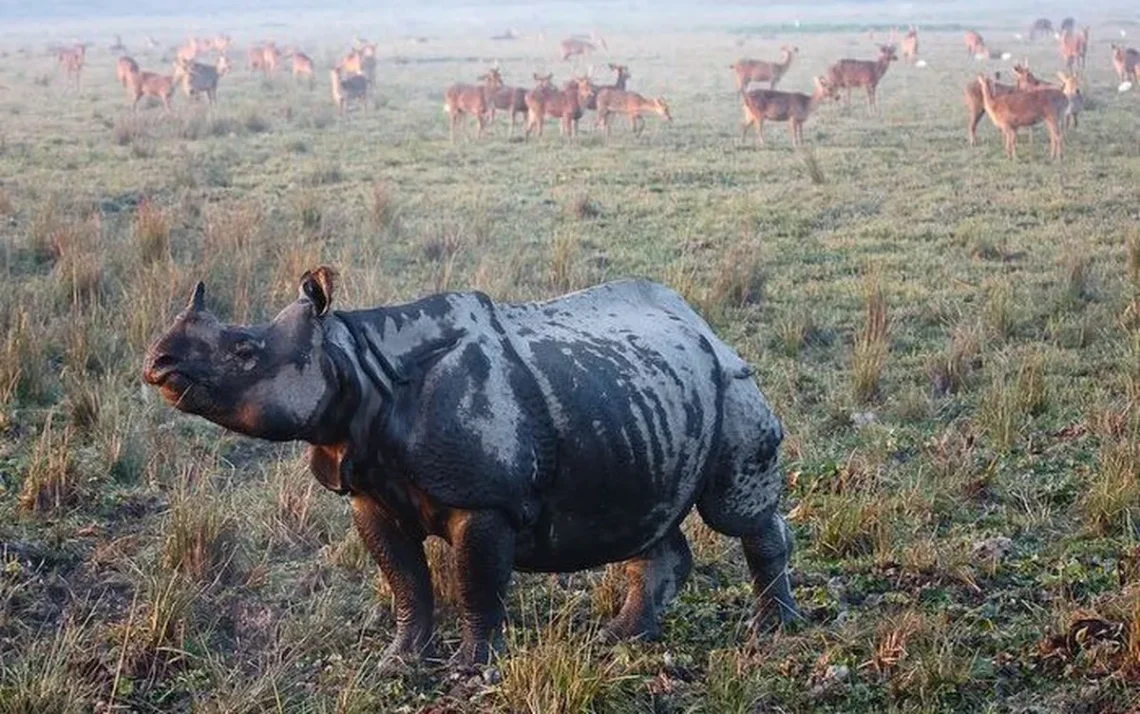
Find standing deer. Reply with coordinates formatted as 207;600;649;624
1056;72;1083;128
356;41;377;85
1012;62;1053;90
262;43;282;75
443;70;502;142
290;50;315;88
126;68;175;113
57;44;85;90
1059;27;1088;70
739;76;837;146
560;35;605;61
1112;44;1140;83
525;74;586;138
977;75;1065;160
1029;18;1054;41
1059;18;1076;35
116;56;140;87
595;88;672;136
330;68;368;116
964;31;986;57
484;68;529;136
247;45;266;73
901;27;919;63
964;71;1014;145
174;56;229;104
730;47;798;91
826;44;898;110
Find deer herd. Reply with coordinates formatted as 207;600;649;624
46;18;1136;160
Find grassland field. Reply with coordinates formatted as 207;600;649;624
1;8;1140;713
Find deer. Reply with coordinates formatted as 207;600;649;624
330;68;368;116
1059;17;1076;35
116;56;140;87
210;34;232;54
901;27;919;63
739;76;837;147
1056;72;1083;128
964;71;1015;145
964;31;986;57
525;74;586;139
484;68;529;136
247;45;266;73
560;35;605;61
595;87;672;137
289;50;315;88
261;43;282;75
57;44;85;90
729;46;799;91
126;68;175;113
1112;44;1140;83
357;41;378;84
1029;18;1054;41
826;44;898;110
176;39;199;64
443;70;502;142
1059;27;1088;70
173;55;229;104
977;75;1065;160
575;63;632;117
1012;62;1053;90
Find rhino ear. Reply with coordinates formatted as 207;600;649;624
299;266;338;316
187;281;206;312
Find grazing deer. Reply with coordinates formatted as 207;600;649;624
1059;27;1088;70
826;44;898;110
560;35;604;61
1112;44;1140;82
595;88;672;136
174;56;228;104
330;68;368;116
577;63;631;115
116;56;140;87
443;70;502;142
964;71;1014;145
730;47;798;91
964;31;986;57
525;74;586;139
484;68;529;136
1056;72;1083;128
57;44;85;90
739;76;837;146
901;27;919;63
290;50;315;88
1029;18;1054;41
977;75;1065;159
126;69;175;113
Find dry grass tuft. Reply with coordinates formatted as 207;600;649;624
565;192;601;220
927;324;981;397
370;181;398;231
162;473;241;583
133;199;170;264
548;232;581;293
800;147;826;184
703;240;764;318
1081;438;1140;536
852;273;889;403
18;413;78;513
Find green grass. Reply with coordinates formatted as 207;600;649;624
2;10;1140;713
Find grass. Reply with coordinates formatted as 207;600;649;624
1;9;1139;713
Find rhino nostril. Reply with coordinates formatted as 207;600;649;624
151;354;179;371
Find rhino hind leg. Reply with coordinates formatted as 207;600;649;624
603;527;693;642
350;495;435;665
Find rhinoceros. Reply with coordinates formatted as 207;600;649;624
142;267;798;666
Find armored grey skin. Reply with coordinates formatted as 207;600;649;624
143;267;799;667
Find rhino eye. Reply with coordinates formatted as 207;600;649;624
232;340;259;360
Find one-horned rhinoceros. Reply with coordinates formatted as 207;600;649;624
142;267;799;665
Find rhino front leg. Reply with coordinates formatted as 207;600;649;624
603;527;693;642
448;509;515;666
350;495;435;664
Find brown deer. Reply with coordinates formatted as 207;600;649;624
729;46;798;91
560;35;605;61
826;44;898;110
209;34;232;54
739;76;837;146
576;63;632;116
443;71;502;142
977;75;1065;159
1112;44;1140;83
964;31;986;57
262;43;282;75
1059;27;1088;70
116;56;139;87
57;44;85;90
176;39;199;64
525;74;586;139
964;71;1014;145
1056;72;1083;128
901;27;919;63
1012;62;1053;90
484;68;529;136
1029;18;1054;41
126;69;175;113
595;88;672;136
174;56;229;104
356;41;377;84
290;51;315;88
330;68;368;116
1059;17;1076;35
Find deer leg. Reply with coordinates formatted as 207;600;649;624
756;118;765;146
476;113;485;140
788;120;797;147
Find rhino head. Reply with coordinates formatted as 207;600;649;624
142;267;344;442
